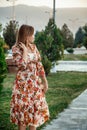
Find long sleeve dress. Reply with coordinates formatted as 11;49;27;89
10;43;49;127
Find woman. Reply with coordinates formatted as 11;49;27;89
10;25;49;130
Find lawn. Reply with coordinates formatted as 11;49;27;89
63;54;87;61
0;72;87;130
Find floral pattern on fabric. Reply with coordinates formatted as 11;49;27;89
10;44;49;127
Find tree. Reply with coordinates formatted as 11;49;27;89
74;27;85;47
45;18;64;62
35;31;52;75
0;36;7;92
3;20;19;49
0;23;7;92
35;18;64;75
83;37;87;49
61;23;74;49
83;24;87;49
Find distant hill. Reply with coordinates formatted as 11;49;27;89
0;5;87;35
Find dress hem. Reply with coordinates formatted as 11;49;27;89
10;118;49;128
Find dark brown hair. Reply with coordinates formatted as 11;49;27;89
16;24;34;46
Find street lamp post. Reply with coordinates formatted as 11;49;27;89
12;0;15;21
7;0;17;21
53;0;56;23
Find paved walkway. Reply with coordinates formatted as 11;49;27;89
42;89;87;130
51;61;87;72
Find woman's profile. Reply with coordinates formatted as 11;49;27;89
10;24;49;130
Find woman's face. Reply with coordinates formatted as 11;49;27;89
27;34;34;44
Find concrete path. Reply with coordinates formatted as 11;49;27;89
42;89;87;130
51;61;87;72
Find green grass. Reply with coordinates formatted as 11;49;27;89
0;72;87;130
63;54;87;61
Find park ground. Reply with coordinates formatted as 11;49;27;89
0;71;87;130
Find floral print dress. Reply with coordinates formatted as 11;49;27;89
10;44;49;127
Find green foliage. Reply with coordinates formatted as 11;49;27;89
35;31;53;75
35;31;53;56
83;37;87;49
61;23;74;49
35;18;64;75
74;27;85;47
59;43;64;59
74;24;87;49
83;24;87;49
66;48;74;54
3;20;19;49
42;55;52;76
0;38;7;91
45;18;63;61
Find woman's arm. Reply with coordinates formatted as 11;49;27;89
42;75;48;93
35;45;48;93
12;45;28;70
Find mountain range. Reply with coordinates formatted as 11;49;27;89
0;5;87;35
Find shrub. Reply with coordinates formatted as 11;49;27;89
42;55;52;76
0;39;7;92
66;48;74;53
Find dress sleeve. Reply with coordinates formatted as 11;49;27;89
12;45;27;70
35;45;46;77
37;61;46;77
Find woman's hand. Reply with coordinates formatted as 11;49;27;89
43;82;48;93
42;76;48;93
19;42;27;53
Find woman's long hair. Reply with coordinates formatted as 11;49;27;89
16;24;34;46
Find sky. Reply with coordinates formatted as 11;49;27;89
0;0;87;8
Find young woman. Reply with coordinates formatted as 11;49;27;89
10;25;49;130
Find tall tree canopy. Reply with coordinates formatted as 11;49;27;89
83;24;87;49
3;20;19;49
74;27;85;47
35;18;64;75
61;23;74;49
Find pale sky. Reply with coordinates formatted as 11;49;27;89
0;0;87;8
